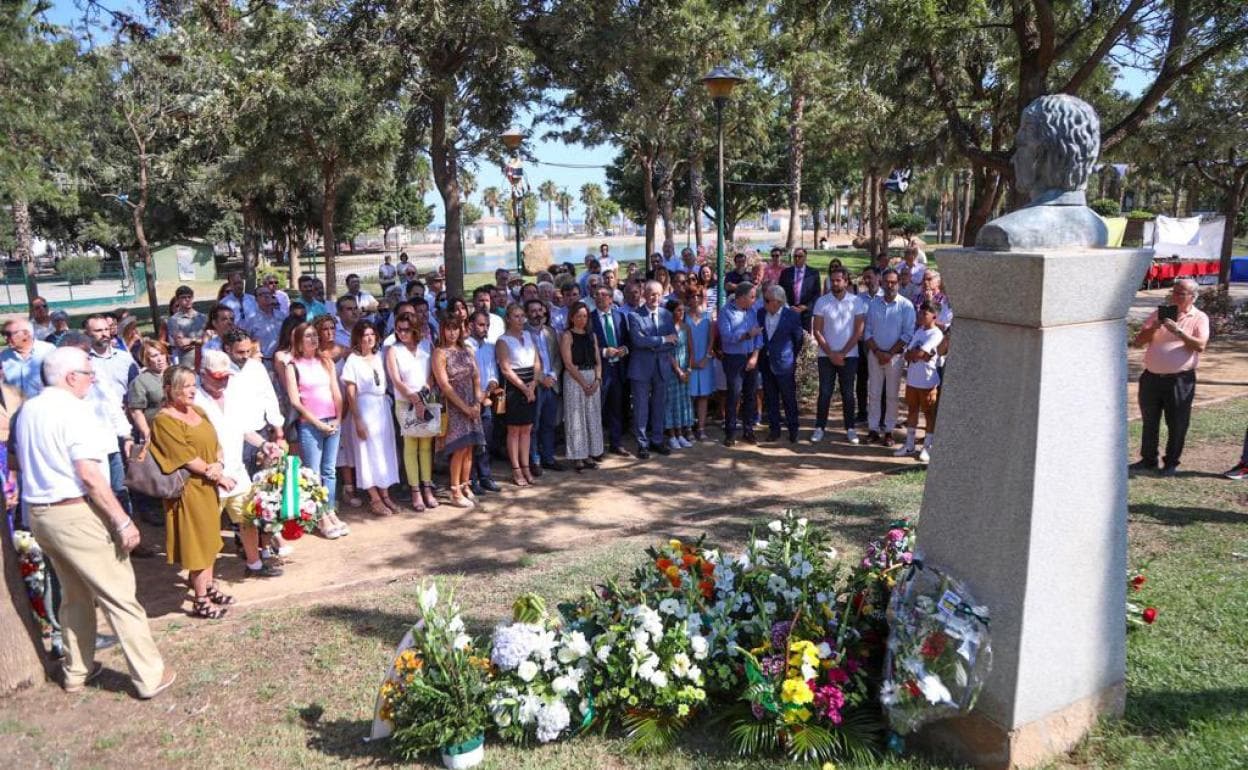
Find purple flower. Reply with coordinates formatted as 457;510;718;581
814;683;846;724
888;528;906;542
761;654;785;676
901;552;913;564
771;621;793;651
751;702;766;720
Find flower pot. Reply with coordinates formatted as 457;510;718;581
439;734;484;770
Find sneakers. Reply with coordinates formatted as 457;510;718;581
1128;459;1160;474
1225;463;1248;480
668;436;682;451
678;435;694;449
810;428;825;443
244;562;284;578
846;429;859;445
894;444;915;457
917;447;931;463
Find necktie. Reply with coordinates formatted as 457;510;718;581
604;312;616;347
651;311;658;329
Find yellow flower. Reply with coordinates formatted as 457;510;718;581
822;763;838;770
787;640;820;668
272;473;283;485
669;539;683;550
781;678;814;705
782;706;812;724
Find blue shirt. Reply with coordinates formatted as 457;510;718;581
864;294;916;351
717;303;763;356
1;340;55;397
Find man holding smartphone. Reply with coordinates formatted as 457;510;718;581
1131;278;1210;477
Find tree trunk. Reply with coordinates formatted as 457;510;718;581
640;153;659;258
951;171;962;245
785;78;806;251
690;156;704;248
1218;174;1246;289
430;94;465;297
134;153;161;335
938;176;948;244
320;160;339;297
286;217;302;287
811;201;821;250
12;198;38;311
659;178;675;249
960;170;973;245
240;197;258;290
963;164;1004;247
0;526;47;694
878;173;891;260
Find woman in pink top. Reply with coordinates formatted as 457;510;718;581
284;322;349;538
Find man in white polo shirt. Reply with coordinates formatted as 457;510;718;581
811;266;866;444
14;347;175;699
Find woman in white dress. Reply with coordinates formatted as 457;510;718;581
341;321;400;516
386;311;440;512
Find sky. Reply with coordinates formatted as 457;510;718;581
46;0;1155;228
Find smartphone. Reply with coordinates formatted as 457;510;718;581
1158;305;1178;323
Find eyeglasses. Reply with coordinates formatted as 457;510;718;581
73;369;96;379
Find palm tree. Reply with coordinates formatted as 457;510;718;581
579;183;605;236
481;186;501;218
458;168;477;202
556;189;573;235
538;179;558;238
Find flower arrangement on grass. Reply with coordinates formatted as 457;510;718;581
13;530;52;635
880;563;992;734
487;594;594;744
378;583;492;764
375;512;990;765
243;454;329;539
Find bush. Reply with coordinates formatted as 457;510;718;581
255;264;287;290
1197;286;1248;336
1126;209;1155;220
1090;198;1121;217
888;212;927;237
56;256;101;285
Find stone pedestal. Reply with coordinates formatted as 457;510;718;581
914;247;1152;769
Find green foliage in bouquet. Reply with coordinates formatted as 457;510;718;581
384;583;492;761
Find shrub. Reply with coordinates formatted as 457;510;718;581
56;256;101;285
1126;209;1155;220
1090;198;1121;217
888;212;927;237
1197;286;1248;336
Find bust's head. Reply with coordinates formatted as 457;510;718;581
1013;95;1100;202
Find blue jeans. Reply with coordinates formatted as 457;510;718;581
107;449;132;517
296;419;341;506
530;385;558;465
472;410;495;482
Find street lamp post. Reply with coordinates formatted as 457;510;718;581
501;127;526;274
702;67;745;309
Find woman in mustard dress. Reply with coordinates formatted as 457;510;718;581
149;365;236;620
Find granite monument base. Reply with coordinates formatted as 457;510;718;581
915;247;1151;769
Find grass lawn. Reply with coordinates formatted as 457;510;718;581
2;399;1243;768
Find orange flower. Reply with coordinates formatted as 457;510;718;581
698;560;715;577
665;565;683;588
681;554;700;569
698;580;714;599
656;558;674;572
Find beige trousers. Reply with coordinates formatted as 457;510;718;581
30;500;165;696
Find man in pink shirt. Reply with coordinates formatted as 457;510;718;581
1130;279;1209;477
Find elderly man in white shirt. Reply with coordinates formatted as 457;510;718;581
14;346;174;699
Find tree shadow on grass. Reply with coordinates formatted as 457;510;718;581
301;712;404;766
1128;503;1248;527
1122;687;1248;736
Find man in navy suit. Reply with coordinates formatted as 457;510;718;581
592;285;631;457
627;280;677;459
758;285;806;443
778;247;820;329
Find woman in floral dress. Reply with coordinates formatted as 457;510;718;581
431;312;484;508
663;299;694;450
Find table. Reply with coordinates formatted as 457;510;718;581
1143;259;1220;287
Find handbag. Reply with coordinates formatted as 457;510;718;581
124;443;189;499
399;401;444;438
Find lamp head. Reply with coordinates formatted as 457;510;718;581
501;127;524;151
702;66;745;102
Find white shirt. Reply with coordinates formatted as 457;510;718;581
387;339;432;395
598;255;618;273
87;380;131;443
485;313;504;344
229;357;283;432
905;326;944;389
15;387;109;504
812;292;866;358
764;310;781;339
194;388;251;496
379;263;397;283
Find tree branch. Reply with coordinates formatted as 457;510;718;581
1060;0;1149;95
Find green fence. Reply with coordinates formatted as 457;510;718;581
0;261;149;313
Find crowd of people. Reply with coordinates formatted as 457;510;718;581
4;241;1238;701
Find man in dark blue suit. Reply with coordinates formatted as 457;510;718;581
778;247;821;330
758;285;806;443
627;280;676;459
591;285;631;457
